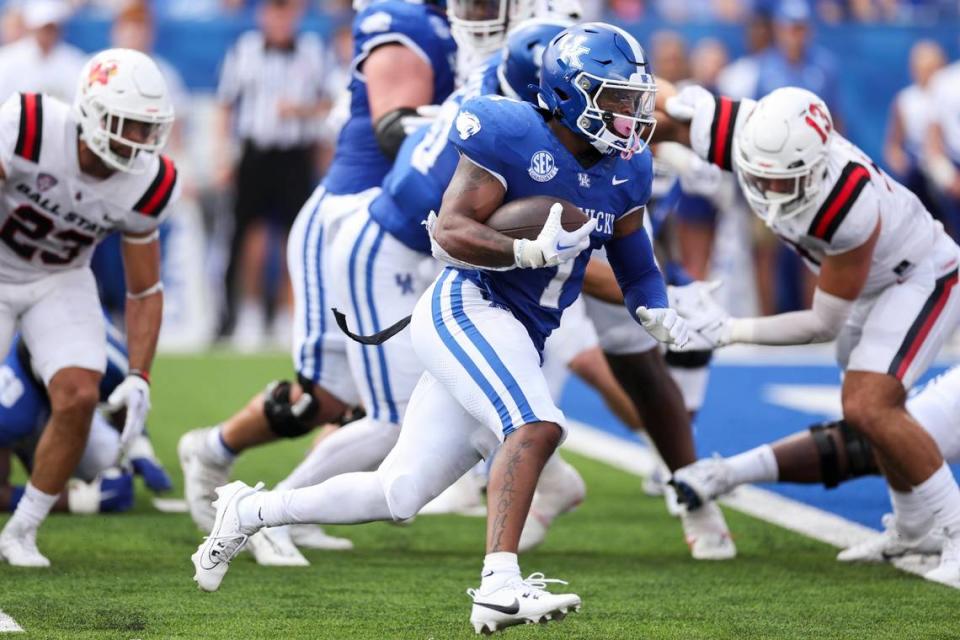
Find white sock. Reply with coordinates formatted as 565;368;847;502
204;425;236;466
480;552;521;593
5;482;57;533
726;445;779;485
237;471;393;533
912;463;960;534
275;418;399;491
888;487;934;539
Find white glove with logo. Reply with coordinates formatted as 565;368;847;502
667;280;733;350
664;85;714;123
514;202;597;268
106;374;151;449
400;105;443;135
635;306;690;349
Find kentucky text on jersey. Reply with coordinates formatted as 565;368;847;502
450;95;653;351
323;0;456;196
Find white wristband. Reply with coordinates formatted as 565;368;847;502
123;229;160;244
127;281;163;300
513;239;544;268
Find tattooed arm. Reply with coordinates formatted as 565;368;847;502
433;154;513;268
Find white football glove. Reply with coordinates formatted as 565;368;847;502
635;306;690;349
106;374;151;450
514;202;597;268
400;105;443;135
667;280;732;350
664;85;714;123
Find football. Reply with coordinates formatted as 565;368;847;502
485;196;588;240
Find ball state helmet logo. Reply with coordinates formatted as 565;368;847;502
528;150;558;182
88;60;119;87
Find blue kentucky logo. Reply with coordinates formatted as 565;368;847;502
395;273;414;295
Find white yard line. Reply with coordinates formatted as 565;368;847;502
562;419;939;582
0;611;23;633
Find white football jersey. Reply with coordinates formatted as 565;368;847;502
0;92;179;283
690;96;951;296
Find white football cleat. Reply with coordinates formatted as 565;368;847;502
0;526;50;568
246;526;310;566
289;524;354;551
468;573;581;635
925;530;960;588
837;514;943;563
191;480;264;592
671;457;735;510
681;501;736;560
518;460;586;552
179;428;233;531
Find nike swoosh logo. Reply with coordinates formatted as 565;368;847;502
556;242;579;251
473;599;520;614
612;177;629;185
482;570;494;578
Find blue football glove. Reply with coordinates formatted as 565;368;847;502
124;432;173;493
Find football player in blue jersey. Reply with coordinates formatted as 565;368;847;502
0;323;172;517
191;23;691;632
178;0;461;552
247;17;572;556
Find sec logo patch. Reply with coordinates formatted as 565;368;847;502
528;150;558;183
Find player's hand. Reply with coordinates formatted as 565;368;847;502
664;85;713;122
106;374;151;450
514;202;597;268
67;468;135;514
635;306;689;349
668;280;733;349
401;105;443;135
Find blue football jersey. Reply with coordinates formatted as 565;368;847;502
449;95;654;351
368;54;502;253
323;0;457;196
0;321;128;447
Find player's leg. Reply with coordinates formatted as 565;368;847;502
179;188;358;531
420;269;581;630
191;370;497;591
266;208;431;550
0;269;105;567
605;348;695;470
584;295;733;559
838;258;960;584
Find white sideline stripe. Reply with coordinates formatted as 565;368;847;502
562;420;937;582
0;611;23;633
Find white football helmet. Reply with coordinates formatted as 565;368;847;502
448;0;536;60
734;87;832;225
74;48;174;174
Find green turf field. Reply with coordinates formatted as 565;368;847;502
1;353;958;639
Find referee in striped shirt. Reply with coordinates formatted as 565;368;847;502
216;0;328;350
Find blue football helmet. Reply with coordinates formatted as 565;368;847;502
539;23;657;157
497;18;571;104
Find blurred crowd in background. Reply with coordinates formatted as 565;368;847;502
0;0;957;351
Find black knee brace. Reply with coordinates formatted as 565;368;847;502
809;420;878;489
263;379;319;438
